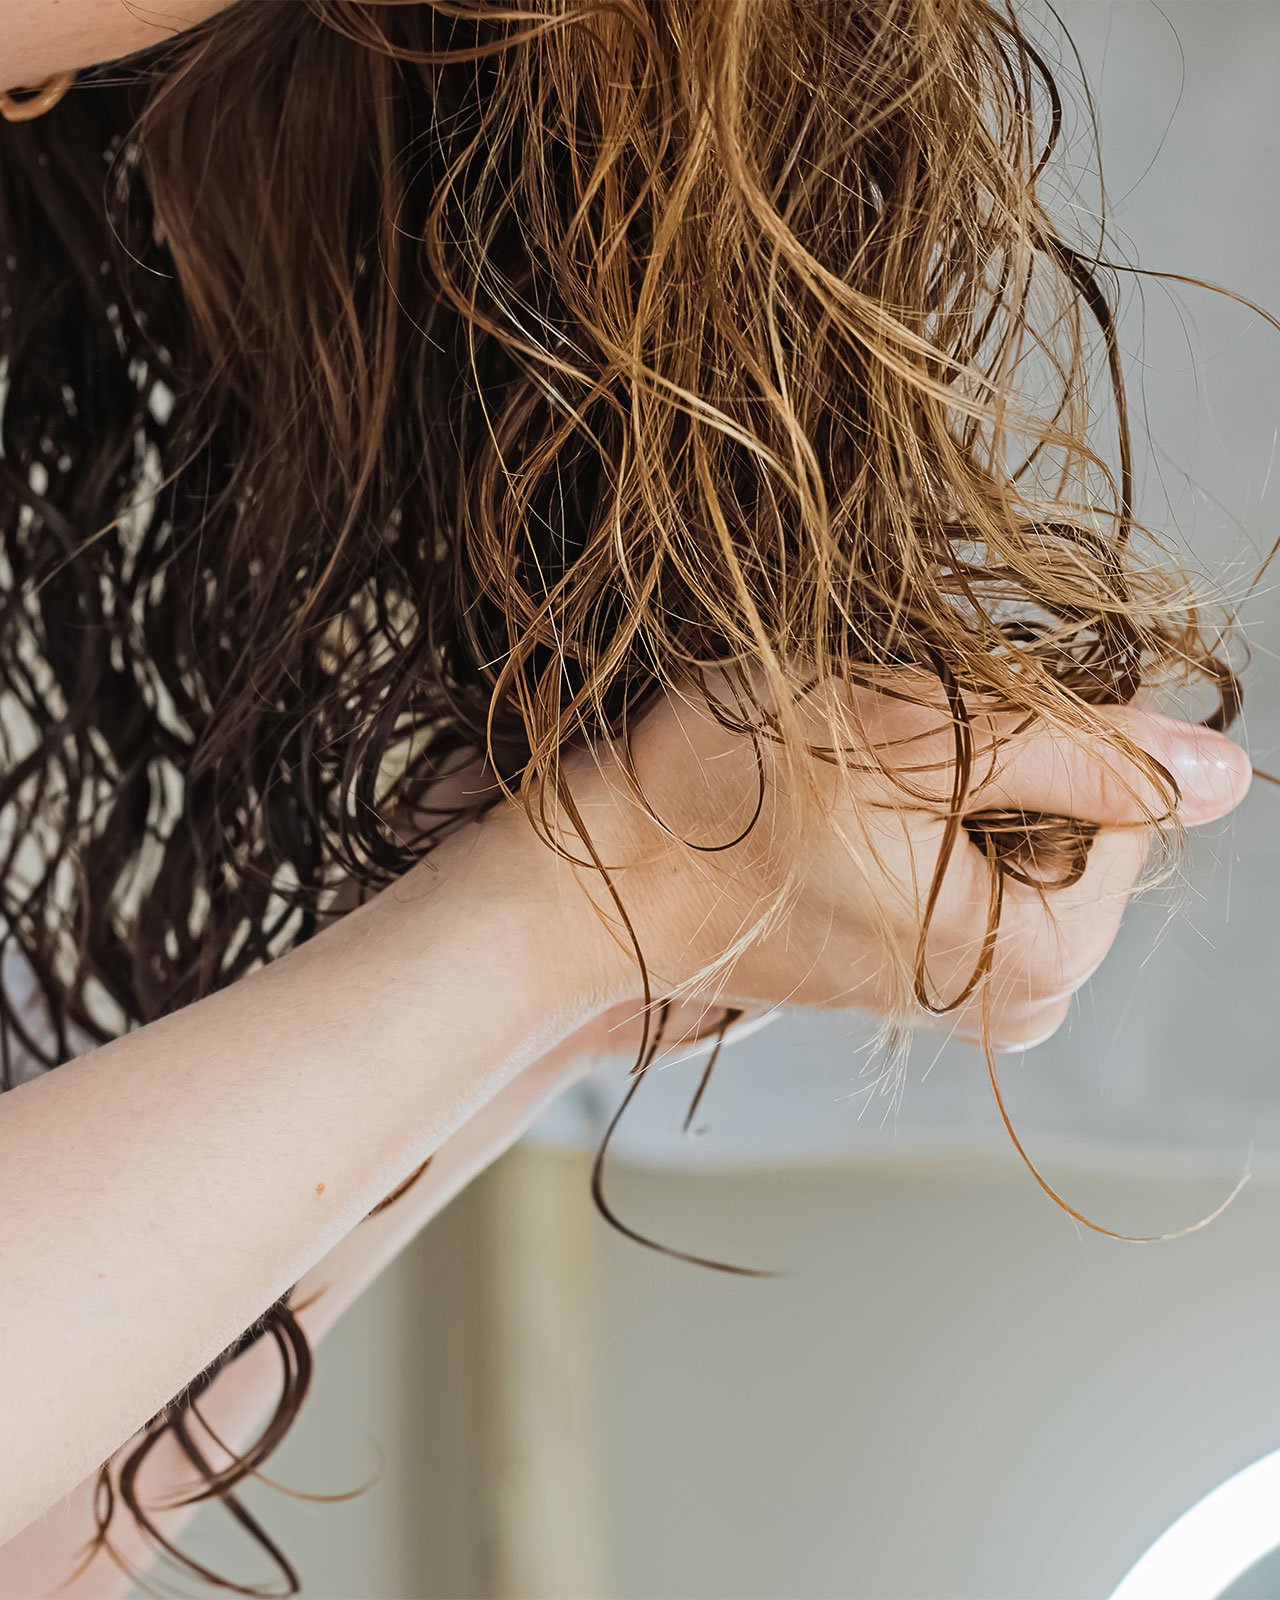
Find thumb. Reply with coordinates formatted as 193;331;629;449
969;708;1252;827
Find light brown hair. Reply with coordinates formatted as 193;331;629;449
0;0;1238;1588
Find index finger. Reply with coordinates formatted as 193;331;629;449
970;707;1252;827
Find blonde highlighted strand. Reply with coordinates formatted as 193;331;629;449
0;0;1265;1590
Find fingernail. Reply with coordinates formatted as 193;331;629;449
1167;730;1253;823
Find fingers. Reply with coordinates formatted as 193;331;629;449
845;684;1251;827
920;824;1151;1051
885;697;1250;1046
968;706;1251;828
927;993;1072;1054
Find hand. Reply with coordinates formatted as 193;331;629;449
562;678;1253;1050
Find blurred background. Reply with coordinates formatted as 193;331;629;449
149;4;1280;1597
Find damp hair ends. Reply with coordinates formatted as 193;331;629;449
0;0;1253;1591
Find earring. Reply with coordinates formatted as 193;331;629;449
0;71;75;124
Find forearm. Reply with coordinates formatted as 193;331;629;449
0;1027;601;1598
0;1335;290;1600
0;808;617;1543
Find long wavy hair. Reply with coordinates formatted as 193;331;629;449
0;0;1241;1589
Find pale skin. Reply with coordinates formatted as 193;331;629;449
0;680;1253;1579
0;1012;610;1597
0;2;1260;1592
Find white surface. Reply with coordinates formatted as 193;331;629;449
1109;1442;1280;1600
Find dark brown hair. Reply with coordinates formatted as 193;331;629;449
0;0;1240;1589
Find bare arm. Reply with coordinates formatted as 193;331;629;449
0;676;1252;1549
2;1;233;88
0;807;620;1544
0;1019;610;1598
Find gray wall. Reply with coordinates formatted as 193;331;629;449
599;1154;1280;1600
163;1150;1280;1600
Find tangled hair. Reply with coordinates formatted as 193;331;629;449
0;0;1242;1589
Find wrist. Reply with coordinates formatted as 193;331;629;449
460;797;638;1018
369;797;635;1097
481;760;703;1010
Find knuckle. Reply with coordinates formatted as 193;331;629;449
990;996;1071;1051
1044;923;1118;997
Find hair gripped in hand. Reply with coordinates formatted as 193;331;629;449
0;0;1267;1590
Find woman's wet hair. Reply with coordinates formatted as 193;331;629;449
0;0;1251;1589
